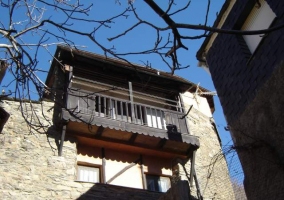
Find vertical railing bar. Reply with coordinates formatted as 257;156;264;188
154;109;159;129
110;99;114;119
179;114;186;133
120;101;123;120
112;99;115;119
115;100;118;120
126;102;129;122
85;93;87;113
104;97;106;117
77;92;79;112
128;82;135;123
134;105;138;124
139;105;143;125
159;109;164;130
165;110;172;127
90;96;93;114
175;113;180;132
92;96;95;115
94;95;98;116
121;101;127;122
98;94;101;117
88;95;91;114
143;106;147;126
163;110;167;130
107;98;110;118
85;93;87;114
169;112;173;125
86;93;88;113
86;93;88;114
150;107;153;128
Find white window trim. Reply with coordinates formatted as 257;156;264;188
241;0;276;54
77;165;101;183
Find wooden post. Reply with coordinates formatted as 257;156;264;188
190;150;203;200
190;150;196;186
102;148;106;184
65;65;73;108
58;125;66;156
129;82;135;123
140;155;147;189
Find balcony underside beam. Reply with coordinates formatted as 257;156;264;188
66;127;195;159
96;126;104;137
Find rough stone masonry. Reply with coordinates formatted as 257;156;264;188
0;99;234;200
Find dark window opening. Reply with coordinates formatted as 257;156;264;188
146;175;170;192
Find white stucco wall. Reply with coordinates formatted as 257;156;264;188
180;92;212;118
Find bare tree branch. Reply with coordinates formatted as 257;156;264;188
1;0;284;134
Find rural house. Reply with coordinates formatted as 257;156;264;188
0;45;233;199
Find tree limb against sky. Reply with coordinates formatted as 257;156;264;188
0;0;283;131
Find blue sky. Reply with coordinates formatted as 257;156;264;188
0;0;233;151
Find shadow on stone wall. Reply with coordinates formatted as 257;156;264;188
46;125;78;156
46;125;61;152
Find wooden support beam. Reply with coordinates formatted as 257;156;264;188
67;130;188;159
102;148;106;184
190;150;196;187
59;125;67;156
186;145;198;156
157;138;167;149
65;65;73;107
129;82;135;123
129;133;138;143
96;126;105;138
140;155;147;189
194;167;203;200
189;149;203;199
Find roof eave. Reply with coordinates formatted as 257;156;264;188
196;0;233;61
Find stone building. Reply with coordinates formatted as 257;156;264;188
197;0;284;199
0;45;233;199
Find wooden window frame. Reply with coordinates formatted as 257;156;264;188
145;174;171;193
76;162;102;183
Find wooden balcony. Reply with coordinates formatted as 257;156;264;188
62;89;199;157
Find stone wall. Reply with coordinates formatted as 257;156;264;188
0;99;234;199
180;97;234;200
0;100;162;200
